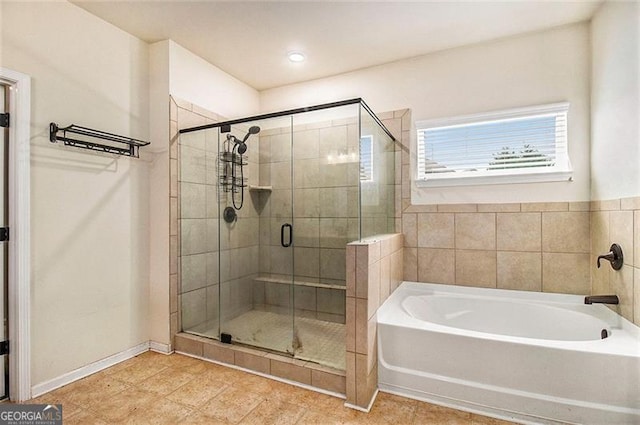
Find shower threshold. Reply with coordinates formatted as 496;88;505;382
187;309;346;371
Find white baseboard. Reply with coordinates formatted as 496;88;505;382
31;341;150;398
149;341;172;354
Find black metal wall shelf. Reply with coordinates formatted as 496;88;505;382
49;123;149;158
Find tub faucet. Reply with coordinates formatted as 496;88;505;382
584;295;619;305
596;244;624;270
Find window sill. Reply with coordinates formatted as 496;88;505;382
415;170;573;188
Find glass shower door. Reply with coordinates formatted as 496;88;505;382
219;117;295;355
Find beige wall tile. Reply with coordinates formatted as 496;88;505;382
390;250;404;293
497;213;541;252
591;211;610;257
437;204;477;213
170;197;178;236
346;297;356;352
610;211;634;266
591;199;621;211
569;201;590;212
311;370;346;394
634;268;640;326
417;213;454;248
591;255;611;295
320;248;346;281
402;213;417;247
477;203;520;212
345;351;356;405
404;204;437;213
542;253;590;294
635;211;640;267
417;248;455;284
403;248;417;281
455;250;496;288
355;353;369;407
621;197;640;210
234;351;270;374
356;246;369;299
379;256;391;304
203;342;234;364
174;334;203;357
455;213;496;250
355;298;367;355
542;212;590;253
170;274;178;313
497;251;542;292
367;318;377;375
346;246;356;297
521;202;568;212
294;247;320;278
610;265;634;322
367;262;380;318
270;359;312;385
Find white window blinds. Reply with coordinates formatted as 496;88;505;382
416;103;571;186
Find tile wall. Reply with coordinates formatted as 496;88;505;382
590;198;639;325
345;234;404;409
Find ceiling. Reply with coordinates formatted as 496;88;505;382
72;1;602;91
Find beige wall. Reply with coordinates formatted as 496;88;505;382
1;2;151;385
261;23;591;205
590;1;640;201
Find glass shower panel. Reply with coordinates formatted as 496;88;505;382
360;107;396;239
219;116;295;355
179;126;220;339
290;104;359;371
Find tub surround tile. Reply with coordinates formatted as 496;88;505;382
542;253;590;294
497;213;541;252
542;212;590;253
634;268;640;325
402;213;417;247
610;265;634;322
590;255;611;295
417;248;455;284
521;202;569;212
477;203;521;213
569;201;591;212
497;251;542;292
417;213;454;248
590;211;610;256
591;199;621;211
437;204;477;213
456;250;496;288
621;197;640;211
455;213;496;250
635;211;640;267
404;247;418;281
610;211;634;265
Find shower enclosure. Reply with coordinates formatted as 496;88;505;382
178;99;395;371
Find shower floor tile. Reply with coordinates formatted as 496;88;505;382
205;310;346;370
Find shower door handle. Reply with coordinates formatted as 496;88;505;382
281;223;292;247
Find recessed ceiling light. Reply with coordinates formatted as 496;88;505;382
288;51;305;63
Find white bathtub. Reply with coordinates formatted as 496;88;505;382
377;282;640;424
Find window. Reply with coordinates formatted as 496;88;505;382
360;135;373;181
416;103;572;187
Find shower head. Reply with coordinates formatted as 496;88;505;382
227;126;260;155
241;126;261;143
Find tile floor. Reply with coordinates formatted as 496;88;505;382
26;351;515;424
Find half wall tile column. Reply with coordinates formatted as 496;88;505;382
345;233;403;409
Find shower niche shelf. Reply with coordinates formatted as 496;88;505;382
254;275;346;291
248;185;272;192
49;122;149;158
